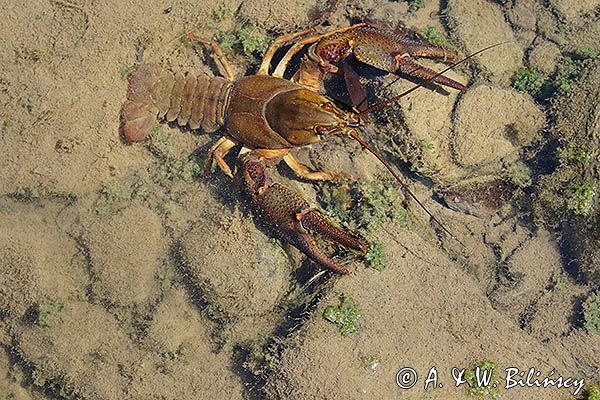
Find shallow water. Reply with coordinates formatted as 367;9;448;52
0;1;599;399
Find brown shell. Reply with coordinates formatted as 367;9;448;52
225;75;302;150
121;64;232;142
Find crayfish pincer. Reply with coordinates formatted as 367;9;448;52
241;156;366;275
120;23;469;274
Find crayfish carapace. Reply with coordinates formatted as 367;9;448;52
120;22;496;274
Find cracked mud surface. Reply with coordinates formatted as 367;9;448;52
1;0;599;399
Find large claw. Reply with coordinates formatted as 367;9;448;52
310;22;466;91
241;156;366;274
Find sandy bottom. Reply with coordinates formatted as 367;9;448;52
0;0;599;399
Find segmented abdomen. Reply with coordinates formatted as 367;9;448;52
121;64;232;142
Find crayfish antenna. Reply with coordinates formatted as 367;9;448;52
349;42;510;246
349;131;465;247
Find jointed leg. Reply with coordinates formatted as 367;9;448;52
401;40;459;61
187;32;235;81
274;24;370;89
245;148;291;167
258;28;316;75
283;153;340;181
272;35;323;78
206;136;237;177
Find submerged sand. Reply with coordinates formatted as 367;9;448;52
0;0;599;399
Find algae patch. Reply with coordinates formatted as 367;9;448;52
549;271;568;291
557;144;592;167
32;300;66;328
212;4;233;22
360;354;382;371
508;161;533;188
421;26;446;47
324;181;409;235
538;51;597;99
94;180;131;216
149;125;175;160
403;0;425;13
323;294;361;336
365;241;386;272
586;383;600;400
514;50;597;101
120;64;136;80
215;25;271;55
512;65;543;95
566;182;596;216
464;359;500;399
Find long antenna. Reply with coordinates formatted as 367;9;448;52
349;41;509;244
358;42;508;118
349;130;464;246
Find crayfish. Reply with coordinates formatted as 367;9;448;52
120;22;490;274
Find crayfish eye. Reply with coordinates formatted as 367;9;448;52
321;102;334;112
315;126;328;136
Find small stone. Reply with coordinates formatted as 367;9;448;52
0;205;87;320
529;40;561;76
239;0;312;31
452;85;545;170
178;210;291;322
15;302;136;399
550;0;598;23
84;205;163;307
446;0;524;86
